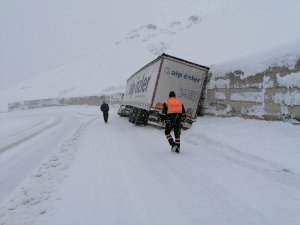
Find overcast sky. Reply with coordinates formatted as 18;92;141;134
1;0;300;91
0;1;108;89
0;0;169;89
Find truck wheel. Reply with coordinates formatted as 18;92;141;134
139;110;149;126
129;108;138;123
135;109;149;126
128;108;134;122
134;109;142;125
118;106;125;117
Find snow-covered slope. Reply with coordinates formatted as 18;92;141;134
1;0;300;111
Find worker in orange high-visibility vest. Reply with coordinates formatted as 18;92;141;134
160;91;186;153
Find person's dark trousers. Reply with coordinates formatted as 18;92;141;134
103;112;108;123
165;120;175;146
173;122;181;149
164;115;181;148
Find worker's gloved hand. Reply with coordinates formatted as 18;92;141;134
159;114;166;122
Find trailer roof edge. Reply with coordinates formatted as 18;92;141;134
161;53;210;71
127;53;209;82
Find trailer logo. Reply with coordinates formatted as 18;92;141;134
128;74;151;97
164;67;201;83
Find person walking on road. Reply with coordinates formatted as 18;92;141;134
161;91;186;153
100;100;110;123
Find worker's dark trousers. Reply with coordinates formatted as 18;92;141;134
103;112;109;123
165;116;181;148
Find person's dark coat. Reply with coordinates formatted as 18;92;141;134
100;102;109;113
100;102;109;123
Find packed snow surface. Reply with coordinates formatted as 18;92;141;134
0;106;299;225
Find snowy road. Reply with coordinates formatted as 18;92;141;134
0;106;300;225
0;107;97;204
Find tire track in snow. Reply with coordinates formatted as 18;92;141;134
0;116;98;225
0;119;45;142
126;129;263;224
186;131;300;190
71;118;195;225
0;118;62;154
98;121;217;224
140;129;300;225
105;123;265;224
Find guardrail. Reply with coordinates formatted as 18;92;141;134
8;92;124;111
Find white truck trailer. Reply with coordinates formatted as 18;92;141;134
118;53;209;128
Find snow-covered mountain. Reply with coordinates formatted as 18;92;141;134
1;0;300;111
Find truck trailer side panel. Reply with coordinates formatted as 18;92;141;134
122;59;161;110
152;57;208;119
